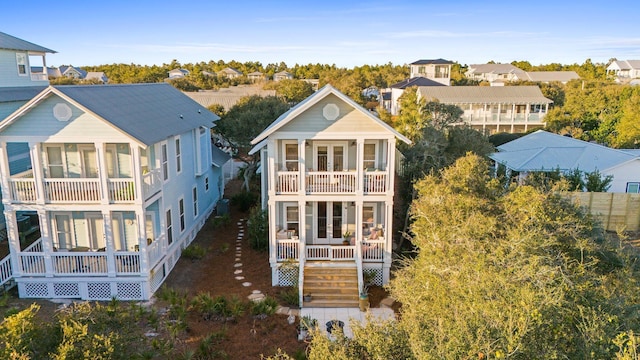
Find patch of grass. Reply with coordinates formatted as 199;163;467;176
250;296;279;316
231;191;259;212
211;214;231;229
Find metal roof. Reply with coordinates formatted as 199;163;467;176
490;130;638;172
390;77;445;89
410;59;453;65
467;63;526;74
251;84;411;145
0;86;47;102
521;71;580;82
0;31;56;53
417;86;552;104
211;145;231;167
183;87;276;111
6;83;219;146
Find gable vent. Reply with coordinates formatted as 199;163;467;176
323;103;340;121
53;103;72;122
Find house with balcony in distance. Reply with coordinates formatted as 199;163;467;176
250;84;410;307
0;83;226;300
465;63;527;84
273;71;294;81
409;58;453;85
167;68;190;79
607;60;640;83
417;86;553;134
218;67;243;79
247;71;268;82
384;76;446;115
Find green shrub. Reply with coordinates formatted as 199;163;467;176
210;214;231;229
250;296;279;316
278;286;299;307
181;244;207;260
247;206;269;252
231;191;259;212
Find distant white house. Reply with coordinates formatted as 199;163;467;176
84;71;109;83
247;71;267;82
466;63;526;83
516;71;580;84
168;68;190;79
607;60;640;82
218;67;243;79
273;71;294;81
384;77;445;115
489;130;640;193
409;59;453;85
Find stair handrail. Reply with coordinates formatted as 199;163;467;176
356;238;364;295
0;254;13;288
298;240;306;306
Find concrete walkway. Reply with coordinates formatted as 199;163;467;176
300;307;395;338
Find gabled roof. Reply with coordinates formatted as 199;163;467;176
0;31;56;53
220;67;242;75
251;84;411;145
59;65;87;78
489;130;638;172
274;71;293;76
85;72;108;82
0;83;219;146
211;145;231;167
390;77;445;89
467;63;526;75
608;60;640;70
417;86;552;104
247;71;264;76
410;59;453;65
0;86;47;103
521;71;580;82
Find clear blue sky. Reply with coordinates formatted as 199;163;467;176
2;0;638;68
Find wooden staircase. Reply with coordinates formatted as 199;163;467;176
302;263;359;307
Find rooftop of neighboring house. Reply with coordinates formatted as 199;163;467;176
220;67;242;75
0;83;219;145
0;86;47;103
183;85;276;111
490;130;638;172
0;31;56;53
59;65;87;78
608;60;640;70
417;85;552;104
410;59;454;65
467;63;526;75
85;72;108;82
520;71;580;83
390;77;446;89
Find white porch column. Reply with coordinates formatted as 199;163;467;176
131;145;143;205
354;200;363;243
5;211;22;277
102;210;117;277
356;139;364;196
267;140;276;197
0;143;11;202
525;104;531;132
37;210;55;276
95;142;110;205
298;199;306;245
383;202;393;284
268;200;278;286
136;208;150;275
510;104;516;133
298;139;306;195
496;104;501;132
387;138;396;193
482;103;487;132
29;142;46;205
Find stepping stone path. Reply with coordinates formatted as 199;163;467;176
233;218;267;301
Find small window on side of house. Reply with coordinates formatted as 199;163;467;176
627;182;640;193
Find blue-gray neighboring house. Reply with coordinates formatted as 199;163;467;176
0;83;223;300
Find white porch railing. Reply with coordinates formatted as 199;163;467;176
361;239;385;261
115;252;141;274
45;178;101;202
142;169;162;199
276;172;299;193
276;239;300;261
24;238;43;252
9;178;37;203
306;245;355;260
364;172;387;193
306;171;356;193
147;234;166;268
108;178;135;202
30;73;48;81
51;253;108;274
0;255;12;287
20;253;46;274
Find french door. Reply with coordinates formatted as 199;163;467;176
315;143;345;171
315;201;343;243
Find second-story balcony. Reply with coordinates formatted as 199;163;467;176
4;142;162;205
276;170;387;195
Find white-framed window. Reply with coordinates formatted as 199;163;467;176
284;142;298;171
16;53;27;76
192;186;198;217
627;182;640;193
45;145;66;178
166;209;173;245
205;176;210;191
161;143;169;181
175;137;182;174
285;204;299;236
179;198;185;232
52;213;74;250
363;143;376;170
362;205;376;237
